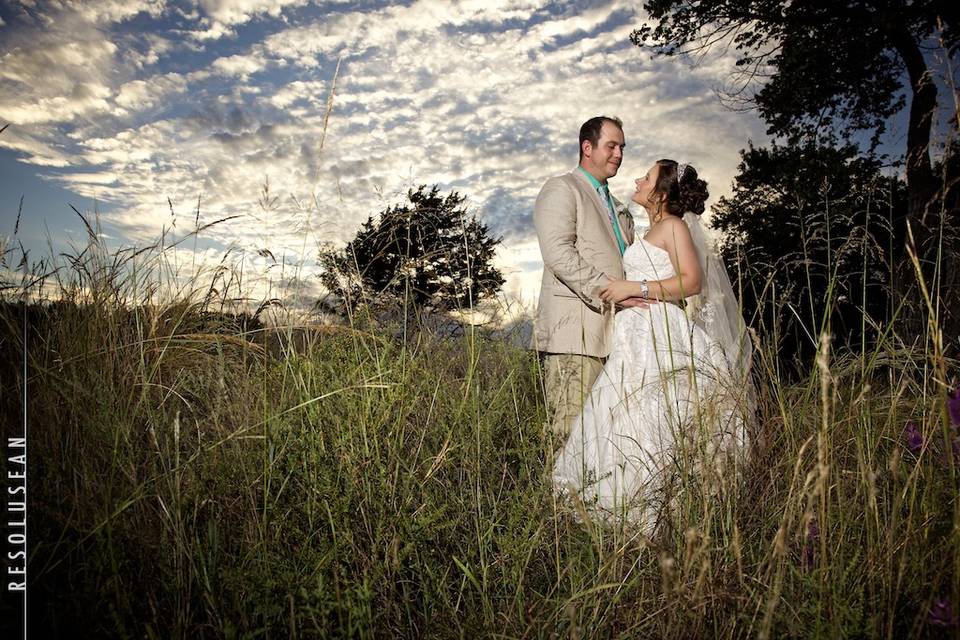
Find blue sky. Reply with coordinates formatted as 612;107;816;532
0;0;849;306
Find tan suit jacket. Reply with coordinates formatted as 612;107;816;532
532;169;635;358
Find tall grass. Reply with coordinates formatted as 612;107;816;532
2;190;958;639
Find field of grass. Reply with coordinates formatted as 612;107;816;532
1;226;958;639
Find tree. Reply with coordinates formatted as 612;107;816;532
712;142;907;368
318;185;504;313
632;0;958;223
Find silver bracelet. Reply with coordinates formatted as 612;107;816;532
640;279;649;299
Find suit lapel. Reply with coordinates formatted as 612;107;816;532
572;171;620;251
614;201;634;246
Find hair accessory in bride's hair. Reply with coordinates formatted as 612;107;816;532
676;162;690;184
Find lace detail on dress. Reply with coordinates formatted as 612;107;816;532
623;238;675;282
551;239;747;533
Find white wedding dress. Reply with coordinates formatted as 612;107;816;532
552;236;749;530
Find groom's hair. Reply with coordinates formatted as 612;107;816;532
578;116;623;160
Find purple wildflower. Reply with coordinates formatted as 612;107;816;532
948;388;960;427
904;421;923;455
801;518;819;570
928;597;957;628
808;518;820;542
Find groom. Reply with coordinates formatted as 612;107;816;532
533;116;636;441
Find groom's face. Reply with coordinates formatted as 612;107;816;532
582;122;625;182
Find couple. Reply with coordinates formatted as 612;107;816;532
533;116;752;531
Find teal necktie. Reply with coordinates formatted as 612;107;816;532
598;184;626;255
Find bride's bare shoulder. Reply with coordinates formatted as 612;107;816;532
645;216;689;244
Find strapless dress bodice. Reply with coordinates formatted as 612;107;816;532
624;239;674;282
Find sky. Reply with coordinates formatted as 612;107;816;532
0;0;779;311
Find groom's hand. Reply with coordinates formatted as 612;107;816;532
618;297;650;309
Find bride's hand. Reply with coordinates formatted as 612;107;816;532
599;279;638;303
618;297;650;309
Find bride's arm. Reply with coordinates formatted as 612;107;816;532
599;218;702;303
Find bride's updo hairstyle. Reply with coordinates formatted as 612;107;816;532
653;159;709;216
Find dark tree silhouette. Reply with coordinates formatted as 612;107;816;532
712;142;907;368
632;0;957;223
318;185;504;313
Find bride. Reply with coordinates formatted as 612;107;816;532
551;159;753;530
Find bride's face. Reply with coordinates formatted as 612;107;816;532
632;164;661;208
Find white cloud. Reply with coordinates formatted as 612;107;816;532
198;0;309;26
107;72;188;119
60;170;120;187
188;21;236;41
0;82;114;125
66;0;167;25
0;39;118;89
1;0;770;303
212;52;271;77
267;80;328;108
187;0;312;42
0;128;73;168
112;81;156;112
125;34;179;69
